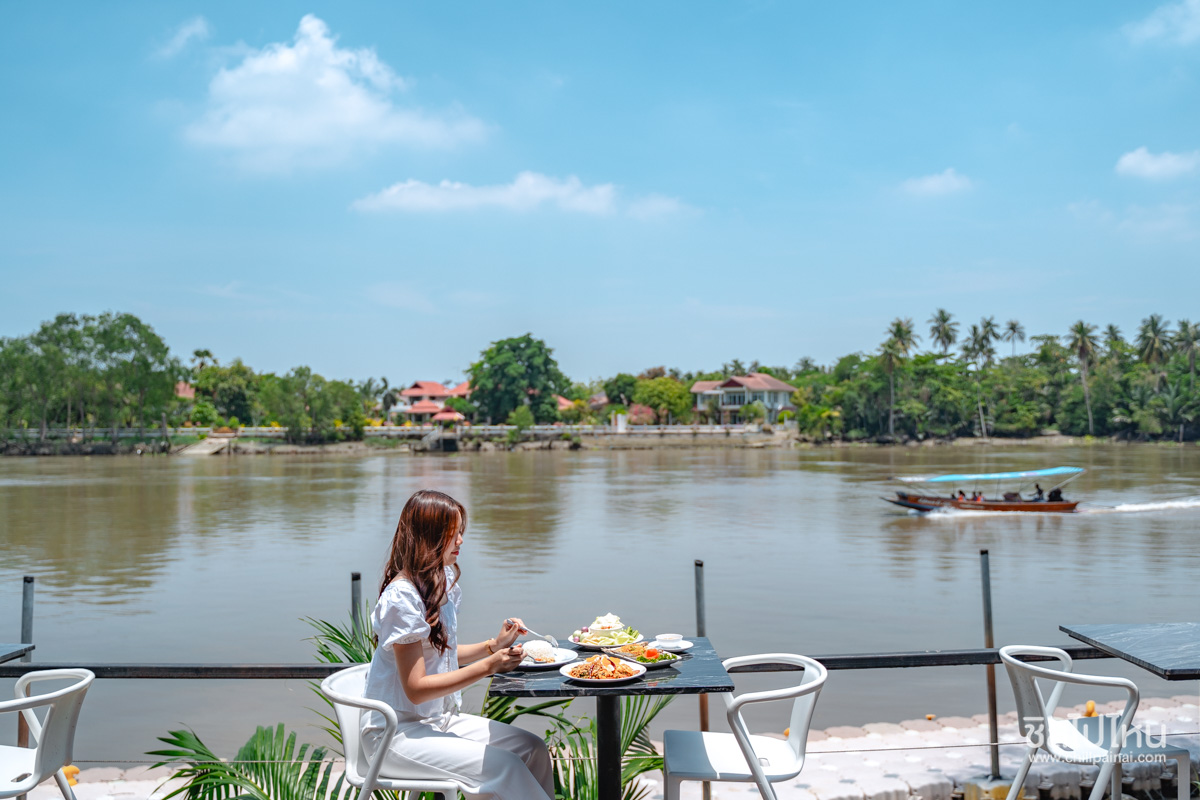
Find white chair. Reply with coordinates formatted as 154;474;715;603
0;668;95;800
998;645;1185;800
662;654;827;800
319;664;464;799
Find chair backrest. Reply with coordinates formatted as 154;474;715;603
320;664;371;782
999;645;1068;739
10;669;95;784
721;654;828;761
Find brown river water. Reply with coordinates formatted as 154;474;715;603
2;445;1198;763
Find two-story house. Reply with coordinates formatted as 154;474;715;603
395;381;472;422
689;373;796;423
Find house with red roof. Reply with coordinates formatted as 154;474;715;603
394;381;473;422
690;373;796;423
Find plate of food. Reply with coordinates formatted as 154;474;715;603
560;654;647;685
604;642;690;670
520;641;578;670
569;614;643;650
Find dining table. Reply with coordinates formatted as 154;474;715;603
487;636;734;800
1060;622;1200;681
0;643;33;664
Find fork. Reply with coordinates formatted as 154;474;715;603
506;619;559;648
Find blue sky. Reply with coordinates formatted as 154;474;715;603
2;2;1199;383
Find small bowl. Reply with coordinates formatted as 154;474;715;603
654;633;683;645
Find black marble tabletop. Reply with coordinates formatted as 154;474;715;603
488;637;734;698
0;643;33;664
1060;623;1200;680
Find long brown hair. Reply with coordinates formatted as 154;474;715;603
379;489;465;653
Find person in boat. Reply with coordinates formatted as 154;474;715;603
957;490;966;500
1032;484;1044;501
1048;487;1063;502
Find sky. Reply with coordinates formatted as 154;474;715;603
2;2;1199;384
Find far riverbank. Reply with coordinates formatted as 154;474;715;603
2;430;1194;456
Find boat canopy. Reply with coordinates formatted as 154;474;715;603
895;466;1085;484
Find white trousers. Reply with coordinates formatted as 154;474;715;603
363;712;554;800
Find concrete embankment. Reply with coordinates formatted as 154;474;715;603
31;696;1197;800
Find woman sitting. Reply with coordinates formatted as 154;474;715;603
362;489;554;800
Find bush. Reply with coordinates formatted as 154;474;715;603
190;399;220;427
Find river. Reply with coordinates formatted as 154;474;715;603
2;445;1198;763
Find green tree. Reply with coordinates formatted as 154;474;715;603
1066;321;1099;435
928;308;958;354
193;358;258;424
1174;319;1199;389
468;334;568;423
602;373;639;407
632;377;692;423
1137;314;1173;385
1154;379;1196;443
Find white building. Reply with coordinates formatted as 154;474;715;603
690;373;796;423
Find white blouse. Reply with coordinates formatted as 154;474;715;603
362;567;462;735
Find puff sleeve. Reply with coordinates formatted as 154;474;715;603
373;581;431;648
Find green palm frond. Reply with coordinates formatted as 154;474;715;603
304;610;376;665
148;724;353;800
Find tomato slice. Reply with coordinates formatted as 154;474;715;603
644;648;659;659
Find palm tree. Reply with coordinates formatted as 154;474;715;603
1003;319;1026;358
1174;319;1200;389
879;337;903;437
1103;324;1124;359
888;317;920;355
1136;314;1173;385
1067;321;1098;435
928;309;958;354
961;325;992;437
980;316;1000;364
1155;379;1196;443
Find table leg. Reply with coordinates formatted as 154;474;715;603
596;695;622;800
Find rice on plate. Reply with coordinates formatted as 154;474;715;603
522;640;556;663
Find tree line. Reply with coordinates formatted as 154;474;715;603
2;310;1198;445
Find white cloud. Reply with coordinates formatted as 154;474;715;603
1125;0;1200;44
1068;199;1195;240
1115;146;1200;179
353;172;617;214
628;194;689;220
1117;204;1196;239
156;17;210;59
900;168;972;197
186;15;485;171
367;283;437;314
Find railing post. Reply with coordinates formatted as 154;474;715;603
694;559;711;800
980;550;1000;779
17;576;34;786
351;572;363;640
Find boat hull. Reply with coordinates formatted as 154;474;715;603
886;492;1079;514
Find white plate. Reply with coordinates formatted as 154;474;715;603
652;639;694;651
560;659;647;685
570;633;644;651
519;648;578;670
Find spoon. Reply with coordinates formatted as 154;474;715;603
506;619;559;648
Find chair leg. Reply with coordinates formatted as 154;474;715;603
663;774;683;800
1088;760;1116;800
1171;751;1188;800
1110;763;1121;799
1005;747;1035;800
53;769;78;800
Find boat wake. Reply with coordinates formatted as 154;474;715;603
922;496;1200;517
1080;497;1200;514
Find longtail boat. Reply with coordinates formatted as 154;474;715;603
884;466;1084;513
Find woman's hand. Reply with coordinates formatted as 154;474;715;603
490;644;524;673
496;617;524;649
